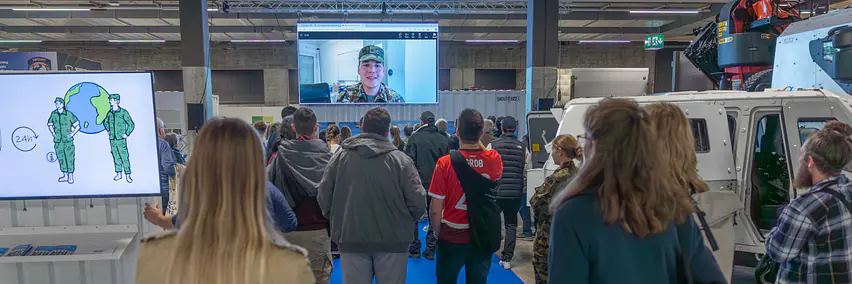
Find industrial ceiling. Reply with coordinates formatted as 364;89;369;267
0;0;848;44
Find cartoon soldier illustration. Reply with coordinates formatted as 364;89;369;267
103;94;135;183
48;97;81;184
336;45;405;103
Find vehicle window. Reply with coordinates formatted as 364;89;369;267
750;114;791;231
727;114;737;151
689;119;711;153
798;118;834;144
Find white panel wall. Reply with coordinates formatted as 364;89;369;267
216;91;526;135
309;91;527;136
0;196;161;284
217;105;293;124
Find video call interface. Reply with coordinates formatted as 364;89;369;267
297;23;439;104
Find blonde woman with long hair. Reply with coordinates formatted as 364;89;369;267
136;118;314;284
547;98;724;283
645;102;740;282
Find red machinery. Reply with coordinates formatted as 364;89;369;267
716;0;801;90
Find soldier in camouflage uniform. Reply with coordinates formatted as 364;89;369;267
529;135;581;284
103;94;135;183
336;45;405;103
47;97;81;184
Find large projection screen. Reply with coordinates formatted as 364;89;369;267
297;22;439;104
0;72;161;199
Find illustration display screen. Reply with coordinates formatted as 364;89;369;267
0;72;161;199
297;22;439;104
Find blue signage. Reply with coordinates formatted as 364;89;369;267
0;52;58;71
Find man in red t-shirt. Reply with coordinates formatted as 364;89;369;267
429;108;503;284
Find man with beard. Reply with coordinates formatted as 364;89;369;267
765;128;852;283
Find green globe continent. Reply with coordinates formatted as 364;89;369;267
92;85;110;124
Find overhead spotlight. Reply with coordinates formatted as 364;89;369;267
108;1;120;7
109;40;166;43
230;39;287;43
629;10;700;14
578;40;631;44
222;2;230;13
0;40;43;43
381;2;388;14
465;39;519;43
13;8;91;11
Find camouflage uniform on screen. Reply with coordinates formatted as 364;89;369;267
529;166;576;284
103;94;135;178
47;97;80;176
336;82;404;103
335;45;405;103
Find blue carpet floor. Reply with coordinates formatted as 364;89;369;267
329;221;524;284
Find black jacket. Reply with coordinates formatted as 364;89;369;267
448;135;460;150
405;124;450;187
489;133;526;199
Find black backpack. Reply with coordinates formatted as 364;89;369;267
449;151;502;252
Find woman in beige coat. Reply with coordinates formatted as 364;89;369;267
136;118;315;284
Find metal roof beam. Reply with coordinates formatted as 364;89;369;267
0;9;711;21
660;3;724;33
0;25;660;34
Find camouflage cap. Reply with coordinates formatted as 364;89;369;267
358;45;385;63
54;97;64;104
109;94;120;100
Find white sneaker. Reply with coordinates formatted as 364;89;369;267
499;260;512;270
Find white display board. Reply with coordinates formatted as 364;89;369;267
0;72;161;199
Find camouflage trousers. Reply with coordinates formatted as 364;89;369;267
284;229;332;284
110;139;131;174
54;142;75;173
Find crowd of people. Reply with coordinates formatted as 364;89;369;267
136;97;852;284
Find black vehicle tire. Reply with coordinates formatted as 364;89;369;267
744;69;773;92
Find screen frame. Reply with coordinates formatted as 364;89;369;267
0;70;163;200
296;21;440;105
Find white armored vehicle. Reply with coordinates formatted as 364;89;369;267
528;7;852;282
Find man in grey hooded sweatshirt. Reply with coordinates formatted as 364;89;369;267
318;107;426;284
269;107;333;283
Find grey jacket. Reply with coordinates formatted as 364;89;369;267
317;133;427;253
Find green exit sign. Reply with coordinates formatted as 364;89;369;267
645;34;665;50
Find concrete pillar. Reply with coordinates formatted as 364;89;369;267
263;69;290;105
450;68;475;90
526;0;559;111
179;0;211;150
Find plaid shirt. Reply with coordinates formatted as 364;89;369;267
765;175;852;283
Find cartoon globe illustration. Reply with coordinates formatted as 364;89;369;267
64;82;111;134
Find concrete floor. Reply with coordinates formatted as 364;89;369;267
500;236;536;284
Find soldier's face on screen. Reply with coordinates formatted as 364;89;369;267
358;60;384;88
109;98;118;107
55;101;63;111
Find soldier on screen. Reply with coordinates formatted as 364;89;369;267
336;45;405;103
104;94;135;183
47;97;81;184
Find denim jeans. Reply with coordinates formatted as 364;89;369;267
519;197;533;235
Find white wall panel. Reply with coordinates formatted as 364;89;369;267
0;196;152;284
309;90;528;136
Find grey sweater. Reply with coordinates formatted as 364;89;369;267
317;133;427;253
